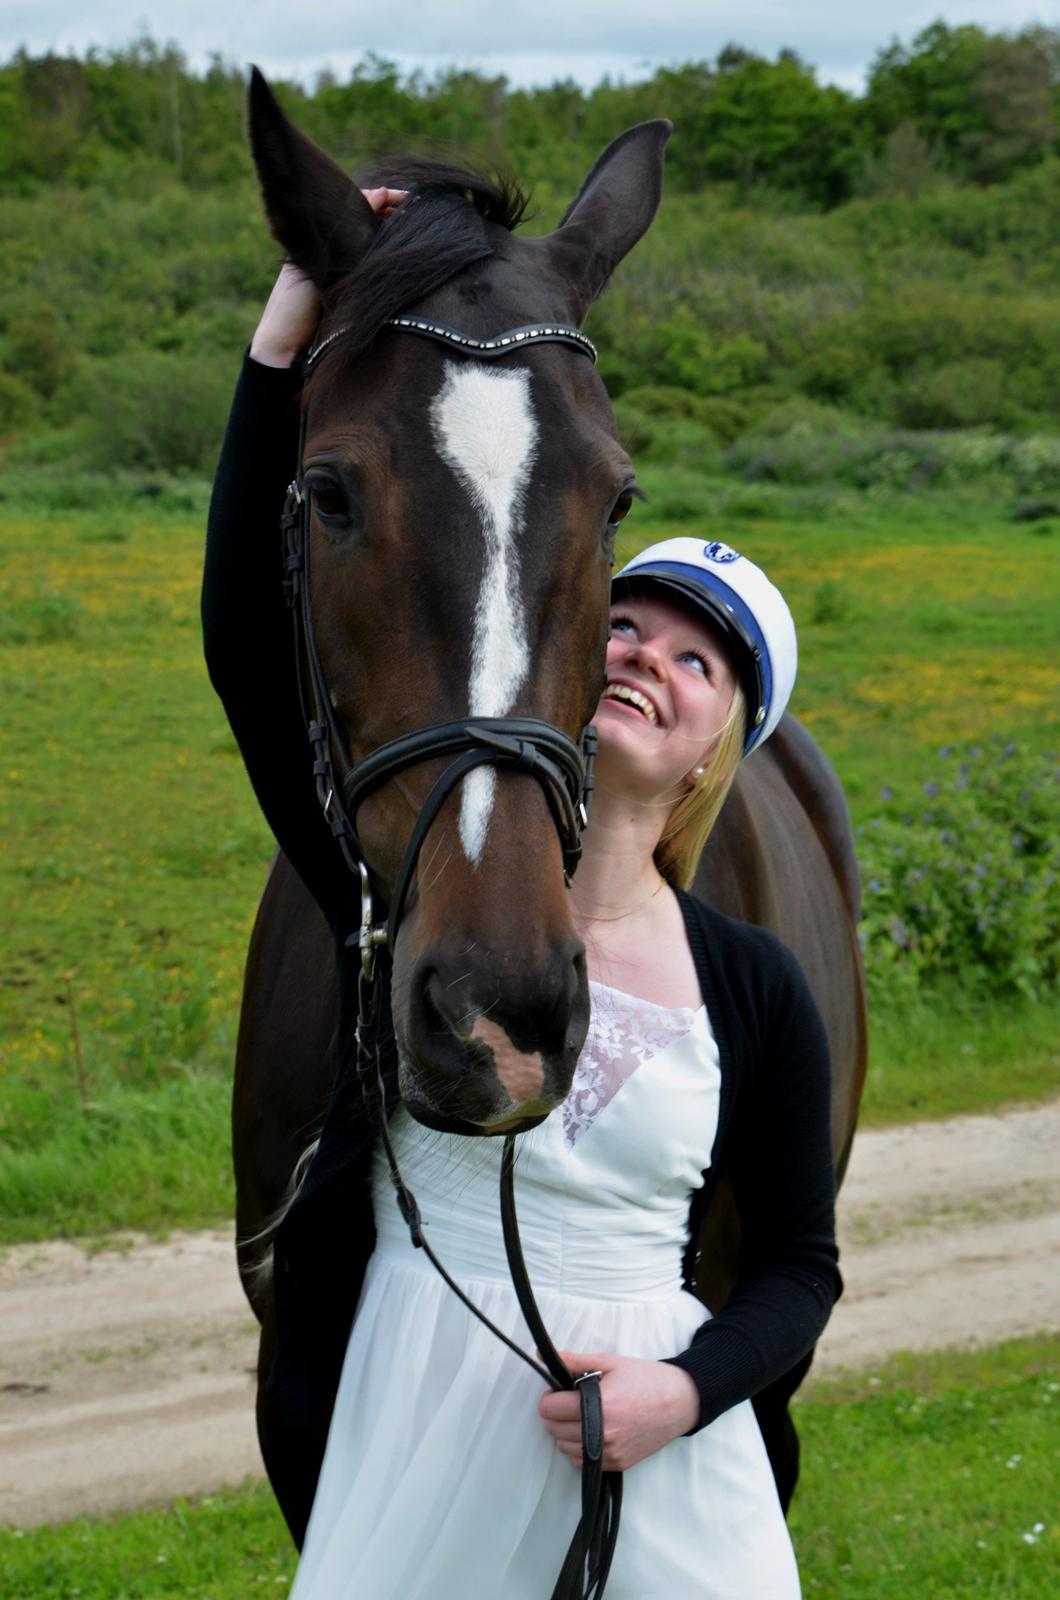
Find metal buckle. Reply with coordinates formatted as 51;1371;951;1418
357;860;388;979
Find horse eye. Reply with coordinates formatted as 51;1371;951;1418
312;487;349;522
608;491;634;528
305;473;358;530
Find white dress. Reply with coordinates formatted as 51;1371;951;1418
289;980;800;1599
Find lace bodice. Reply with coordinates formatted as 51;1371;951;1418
561;979;704;1149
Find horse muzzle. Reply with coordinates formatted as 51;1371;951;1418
397;937;588;1132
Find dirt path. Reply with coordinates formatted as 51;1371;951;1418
2;1101;1058;1528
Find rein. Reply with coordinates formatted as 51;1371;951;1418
283;316;621;1598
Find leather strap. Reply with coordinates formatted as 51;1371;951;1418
501;1138;624;1598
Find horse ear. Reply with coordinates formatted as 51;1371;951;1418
247;66;378;290
547;120;672;321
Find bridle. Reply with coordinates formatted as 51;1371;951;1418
281;315;621;1598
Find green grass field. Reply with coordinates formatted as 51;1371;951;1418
0;471;1056;1242
789;1336;1059;1598
2;1337;1055;1597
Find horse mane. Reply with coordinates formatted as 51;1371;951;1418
312;158;531;373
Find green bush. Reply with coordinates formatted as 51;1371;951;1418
64;347;234;473
619;384;720;424
1010;436;1060;494
610;398;654;456
723;426;886;486
0;368;41;429
612;384;760;472
744;396;868;438
722;423;1060;496
895;358;1007;429
796;340;873;402
691;396;753;443
858;741;1059;1002
0;297;80;399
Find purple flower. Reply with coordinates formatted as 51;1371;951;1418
923;782;940;797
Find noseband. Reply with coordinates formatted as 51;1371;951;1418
282;316;620;1599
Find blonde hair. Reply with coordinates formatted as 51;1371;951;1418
654;685;747;890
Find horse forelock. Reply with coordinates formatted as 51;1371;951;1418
305;159;531;390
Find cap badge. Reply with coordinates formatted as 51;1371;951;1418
702;541;741;564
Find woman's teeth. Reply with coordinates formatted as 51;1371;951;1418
602;684;658;725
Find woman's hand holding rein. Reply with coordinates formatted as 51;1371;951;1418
539;1349;701;1472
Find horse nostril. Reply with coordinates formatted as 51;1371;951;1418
398;939;590;1130
421;974;453;1046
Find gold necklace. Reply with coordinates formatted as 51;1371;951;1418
573;876;666;923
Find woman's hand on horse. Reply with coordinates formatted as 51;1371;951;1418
249;188;408;368
249;261;321;369
538;1350;701;1471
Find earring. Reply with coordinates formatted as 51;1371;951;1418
693;766;705;780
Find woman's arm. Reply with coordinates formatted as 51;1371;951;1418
202;205;400;924
662;945;840;1430
202;276;347;921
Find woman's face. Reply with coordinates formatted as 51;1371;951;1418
595;591;738;800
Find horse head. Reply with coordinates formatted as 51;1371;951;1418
248;71;669;1135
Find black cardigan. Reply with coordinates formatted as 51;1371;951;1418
203;353;841;1439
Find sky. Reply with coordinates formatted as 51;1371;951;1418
1;2;1056;93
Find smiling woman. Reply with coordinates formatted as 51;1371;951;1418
595;537;797;891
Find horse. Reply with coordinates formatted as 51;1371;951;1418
227;72;866;1541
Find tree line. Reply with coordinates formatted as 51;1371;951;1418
1;21;1058;204
1;23;1058;471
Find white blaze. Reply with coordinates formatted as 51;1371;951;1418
430;363;538;863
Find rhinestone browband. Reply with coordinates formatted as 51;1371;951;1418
306;317;597;370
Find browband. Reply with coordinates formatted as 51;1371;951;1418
306;316;597;371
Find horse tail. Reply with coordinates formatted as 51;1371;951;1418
238;1137;321;1296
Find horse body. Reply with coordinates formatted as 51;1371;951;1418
226;72;866;1531
233;718;866;1511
